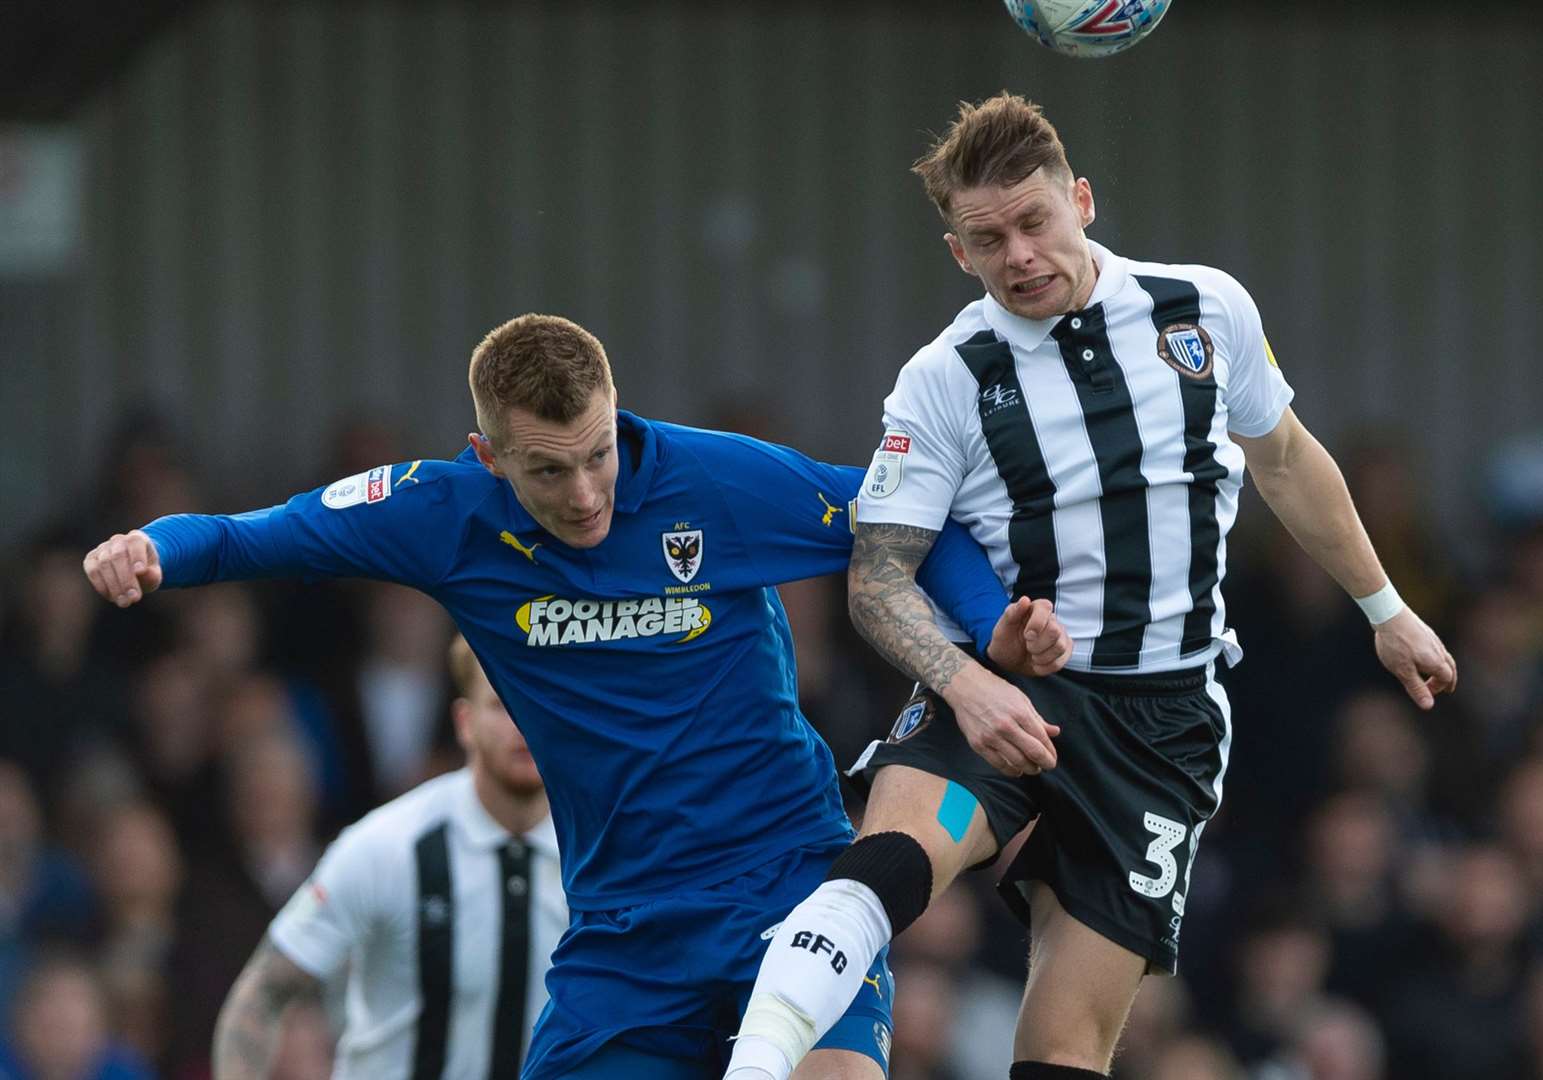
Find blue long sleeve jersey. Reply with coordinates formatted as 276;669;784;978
145;412;1007;910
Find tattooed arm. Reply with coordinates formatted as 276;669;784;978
212;937;325;1080
849;522;1060;775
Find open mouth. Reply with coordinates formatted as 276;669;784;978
1010;275;1055;297
569;509;604;531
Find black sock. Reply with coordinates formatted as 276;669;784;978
1009;1063;1107;1080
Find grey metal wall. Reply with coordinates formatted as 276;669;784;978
2;1;1539;545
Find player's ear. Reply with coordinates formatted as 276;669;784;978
944;233;977;278
469;433;500;474
1074;177;1096;228
451;699;475;755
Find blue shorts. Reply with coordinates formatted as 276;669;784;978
522;840;893;1079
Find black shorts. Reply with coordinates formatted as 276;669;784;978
849;657;1229;975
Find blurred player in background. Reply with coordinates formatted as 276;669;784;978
210;634;564;1079
726;93;1457;1080
84;313;1070;1079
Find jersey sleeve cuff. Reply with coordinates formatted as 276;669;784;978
853;505;952;533
1228;383;1296;439
265;922;339;981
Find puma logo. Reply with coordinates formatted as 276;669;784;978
817;492;844;527
499;530;541;563
863;973;883;999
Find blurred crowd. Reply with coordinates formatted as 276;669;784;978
3;409;1543;1080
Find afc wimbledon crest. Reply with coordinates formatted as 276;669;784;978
662;529;704;583
1157;323;1214;380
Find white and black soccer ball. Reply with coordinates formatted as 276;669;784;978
1002;0;1171;59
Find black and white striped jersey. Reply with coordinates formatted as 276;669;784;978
857;241;1293;674
268;769;566;1080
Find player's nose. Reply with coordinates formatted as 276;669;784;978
569;475;603;511
1004;233;1036;268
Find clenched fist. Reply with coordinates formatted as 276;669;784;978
82;530;163;608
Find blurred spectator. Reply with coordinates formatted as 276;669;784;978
0;530;130;799
1112;974;1195;1080
209;672;353;832
98;957;167;1077
167;729;321;1078
1146;1033;1243;1080
1380;845;1534;1079
1292;999;1386;1080
88;803;182;975
0;764;96;1018
1522;960;1543;1080
0;954;151;1080
888;961;962;1080
1499;757;1543;895
1432;585;1543;824
1340;432;1454;627
323;415;408;490
1220;906;1331;1066
354;584;453;798
896;884;1019;1079
176;585;263;682
126;650;222;857
48;751;144;863
1331;690;1432;818
1333;691;1450;857
1214;519;1383;854
91;409;200;535
1299;792;1417;1008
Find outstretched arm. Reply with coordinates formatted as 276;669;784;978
1235;407;1457;708
81;460;460;606
212;937;325;1080
848;521;1060;776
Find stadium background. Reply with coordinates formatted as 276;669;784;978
2;1;1541;1077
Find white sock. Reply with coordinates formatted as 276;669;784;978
724;879;893;1080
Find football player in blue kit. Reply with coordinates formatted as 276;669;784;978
83;314;1072;1079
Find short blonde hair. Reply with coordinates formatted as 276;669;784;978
468;314;614;444
912;92;1073;224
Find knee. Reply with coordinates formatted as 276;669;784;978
824;831;932;937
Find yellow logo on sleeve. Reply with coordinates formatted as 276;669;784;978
817;492;845;527
1264;337;1280;369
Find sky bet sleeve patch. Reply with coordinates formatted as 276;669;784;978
322;465;393;510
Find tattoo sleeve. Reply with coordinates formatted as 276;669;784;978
848;522;970;693
212;936;325;1080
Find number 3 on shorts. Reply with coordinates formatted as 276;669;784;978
1129;811;1187;901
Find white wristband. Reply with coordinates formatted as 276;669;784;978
1355;581;1405;625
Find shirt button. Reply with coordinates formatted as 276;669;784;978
1070;317;1083;330
1081;348;1095;362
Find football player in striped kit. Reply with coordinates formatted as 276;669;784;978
725;93;1456;1080
210;636;566;1080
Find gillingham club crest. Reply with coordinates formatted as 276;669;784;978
888;693;933;742
1157;322;1215;380
662;529;704;583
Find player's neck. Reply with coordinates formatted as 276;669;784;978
472;767;550;838
1070;244;1099;311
